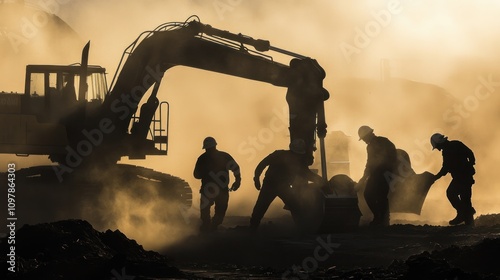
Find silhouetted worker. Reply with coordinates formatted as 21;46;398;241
358;126;397;227
194;137;241;232
250;139;326;231
431;133;476;226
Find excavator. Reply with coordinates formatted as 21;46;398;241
0;16;346;232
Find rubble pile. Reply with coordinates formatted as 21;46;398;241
475;213;500;227
320;237;500;280
1;219;184;280
404;237;500;278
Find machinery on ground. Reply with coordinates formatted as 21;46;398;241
0;16;340;232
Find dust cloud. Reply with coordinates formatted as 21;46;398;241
78;166;197;251
1;0;500;248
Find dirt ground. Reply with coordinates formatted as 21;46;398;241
3;215;500;279
164;215;500;279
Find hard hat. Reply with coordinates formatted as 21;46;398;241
358;125;374;141
289;139;306;154
202;137;217;149
430;133;447;150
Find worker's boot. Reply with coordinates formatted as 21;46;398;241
369;214;383;228
210;221;223;232
199;223;211;233
464;207;476;226
449;212;465;225
381;212;390;227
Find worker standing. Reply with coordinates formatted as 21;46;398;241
431;133;476;226
358;126;397;227
194;137;241;232
250;139;326;231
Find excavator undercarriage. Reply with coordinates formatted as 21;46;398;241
2;164;191;230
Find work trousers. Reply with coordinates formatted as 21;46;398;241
364;171;390;225
200;186;229;229
250;183;297;228
447;175;474;215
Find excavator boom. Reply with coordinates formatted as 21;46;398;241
96;17;329;170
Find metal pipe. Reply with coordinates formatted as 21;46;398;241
319;137;328;180
269;46;308;59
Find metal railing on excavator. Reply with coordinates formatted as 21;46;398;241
130;101;170;154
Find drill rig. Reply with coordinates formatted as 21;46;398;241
0;16;347;232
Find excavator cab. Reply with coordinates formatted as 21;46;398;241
0;58;170;162
0;65;107;156
24;64;107;121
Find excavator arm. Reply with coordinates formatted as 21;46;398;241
88;17;329;173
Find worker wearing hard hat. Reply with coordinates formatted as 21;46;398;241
358;126;398;227
431;133;476;226
194;136;241;232
250;139;326;231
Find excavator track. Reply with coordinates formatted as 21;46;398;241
1;164;192;230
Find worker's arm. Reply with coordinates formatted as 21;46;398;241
356;158;372;189
364;144;376;177
435;160;448;180
193;157;203;179
253;153;273;190
228;157;242;191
